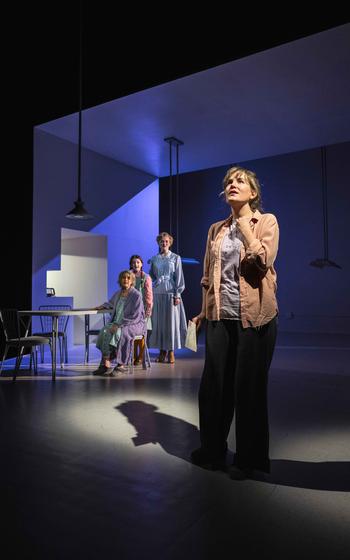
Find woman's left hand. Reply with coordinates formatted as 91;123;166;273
110;324;119;334
173;297;181;306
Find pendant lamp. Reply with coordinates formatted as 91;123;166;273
310;147;340;268
66;1;93;220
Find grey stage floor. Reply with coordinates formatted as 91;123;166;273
0;341;349;559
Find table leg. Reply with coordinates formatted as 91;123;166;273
84;314;89;364
51;315;58;381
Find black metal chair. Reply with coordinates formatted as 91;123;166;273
0;309;51;381
33;305;71;366
85;312;107;363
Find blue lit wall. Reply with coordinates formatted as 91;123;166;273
92;180;159;299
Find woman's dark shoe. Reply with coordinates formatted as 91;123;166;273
155;350;167;363
229;466;269;482
102;367;116;376
190;448;226;471
228;465;251;480
92;364;108;376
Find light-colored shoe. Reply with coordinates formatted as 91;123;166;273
167;351;175;364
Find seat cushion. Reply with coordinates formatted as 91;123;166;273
8;336;51;346
32;332;65;337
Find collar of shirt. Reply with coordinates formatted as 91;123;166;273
223;209;261;227
158;250;172;258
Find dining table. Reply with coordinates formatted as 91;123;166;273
19;308;111;381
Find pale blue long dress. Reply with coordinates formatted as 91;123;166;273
148;251;187;350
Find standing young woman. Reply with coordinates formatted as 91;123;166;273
129;254;153;365
148;232;187;364
191;166;279;479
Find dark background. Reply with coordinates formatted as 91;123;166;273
2;3;348;312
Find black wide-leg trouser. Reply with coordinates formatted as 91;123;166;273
198;317;277;472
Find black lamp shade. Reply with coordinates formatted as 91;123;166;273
65;198;93;220
309;258;341;269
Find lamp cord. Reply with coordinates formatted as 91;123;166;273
321;147;329;260
77;0;83;202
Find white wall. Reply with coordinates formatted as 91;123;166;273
47;229;107;343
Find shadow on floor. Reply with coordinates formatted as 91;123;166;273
116;400;350;492
116;400;200;462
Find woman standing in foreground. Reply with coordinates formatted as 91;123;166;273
191;167;279;479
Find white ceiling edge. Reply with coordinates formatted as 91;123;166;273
37;24;350;177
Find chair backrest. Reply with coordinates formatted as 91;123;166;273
39;305;72;333
0;309;20;341
88;312;108;332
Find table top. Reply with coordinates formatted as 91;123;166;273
19;308;112;317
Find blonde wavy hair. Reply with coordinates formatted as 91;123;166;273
156;232;174;247
118;270;136;287
221;166;263;212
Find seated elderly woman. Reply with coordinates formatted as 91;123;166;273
93;270;145;376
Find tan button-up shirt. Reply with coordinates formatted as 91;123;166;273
200;210;279;328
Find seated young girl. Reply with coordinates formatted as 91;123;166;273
93;270;145;375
